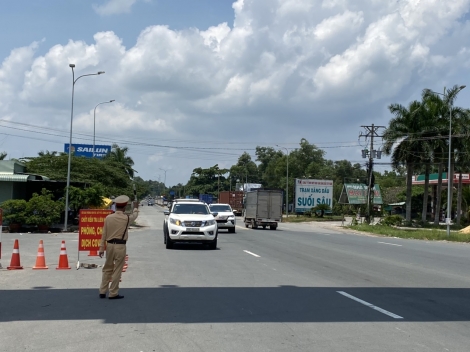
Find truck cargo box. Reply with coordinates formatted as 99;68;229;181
244;189;283;230
219;191;244;215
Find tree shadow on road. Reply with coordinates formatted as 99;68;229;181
1;286;469;324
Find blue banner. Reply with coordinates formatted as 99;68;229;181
64;144;112;158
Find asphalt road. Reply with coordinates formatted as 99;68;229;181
0;204;469;351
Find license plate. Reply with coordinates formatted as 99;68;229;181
218;216;226;220
186;227;200;232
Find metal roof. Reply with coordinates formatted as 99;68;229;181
0;174;32;182
0;173;50;182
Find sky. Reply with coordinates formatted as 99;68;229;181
1;0;470;187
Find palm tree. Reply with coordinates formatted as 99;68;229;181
0;152;7;160
383;100;432;224
423;86;468;225
103;144;136;179
451;108;470;225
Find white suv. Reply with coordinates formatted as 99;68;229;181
163;199;218;249
209;203;236;233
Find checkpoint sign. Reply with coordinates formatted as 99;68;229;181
79;209;112;251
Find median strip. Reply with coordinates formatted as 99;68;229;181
337;291;403;319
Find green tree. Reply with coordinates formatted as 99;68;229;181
423;86;468;224
383;100;426;223
25;188;62;227
68;184;106;212
103;144;136;179
230;152;259;185
185;165;229;197
22;152;131;196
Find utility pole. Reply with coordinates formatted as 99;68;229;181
359;124;385;223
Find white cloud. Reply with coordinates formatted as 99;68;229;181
93;0;138;16
1;0;470;184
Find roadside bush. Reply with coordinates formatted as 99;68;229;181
304;209;313;217
379;215;403;227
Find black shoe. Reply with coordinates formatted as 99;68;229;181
99;294;106;299
109;295;124;300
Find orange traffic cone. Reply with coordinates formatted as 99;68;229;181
33;240;48;270
7;239;23;270
56;240;71;270
122;255;128;272
88;250;99;257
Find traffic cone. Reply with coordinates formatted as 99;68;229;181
88;250;99;257
33;240;48;270
56;240;71;270
110;261;122;282
122;255;128;272
7;239;23;270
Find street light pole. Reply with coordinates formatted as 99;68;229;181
159;168;168;194
276;145;289;217
64;64;105;232
427;85;466;237
93;100;115;157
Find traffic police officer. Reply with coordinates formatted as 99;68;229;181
98;195;139;299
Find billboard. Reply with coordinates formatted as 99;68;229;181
64;144;112;158
339;184;383;205
235;183;262;192
295;179;334;213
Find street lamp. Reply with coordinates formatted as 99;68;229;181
93;100;115;157
276;145;289;217
427;85;466;236
64;64;105;231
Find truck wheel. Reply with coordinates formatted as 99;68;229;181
270;225;277;230
244;218;249;228
252;220;258;229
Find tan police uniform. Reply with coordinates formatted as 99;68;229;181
99;195;139;299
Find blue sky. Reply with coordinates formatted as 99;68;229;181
0;0;235;59
1;0;470;186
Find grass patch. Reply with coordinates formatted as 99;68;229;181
348;224;470;242
283;215;344;223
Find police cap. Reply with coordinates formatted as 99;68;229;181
114;195;130;206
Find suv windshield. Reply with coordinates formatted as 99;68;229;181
172;203;210;215
210;205;232;212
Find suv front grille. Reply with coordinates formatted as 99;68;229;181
184;221;203;227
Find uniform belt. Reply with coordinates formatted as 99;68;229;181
107;239;126;244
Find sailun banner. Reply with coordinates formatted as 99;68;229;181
64;144;112;158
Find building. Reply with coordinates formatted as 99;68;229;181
0;160;51;203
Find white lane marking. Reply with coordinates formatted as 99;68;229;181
378;241;402;247
243;250;260;258
337;291;403;319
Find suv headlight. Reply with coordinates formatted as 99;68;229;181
170;218;182;226
228;215;235;220
203;219;216;226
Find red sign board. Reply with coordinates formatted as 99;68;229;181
78;209;112;251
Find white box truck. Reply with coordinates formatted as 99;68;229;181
243;189;283;230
